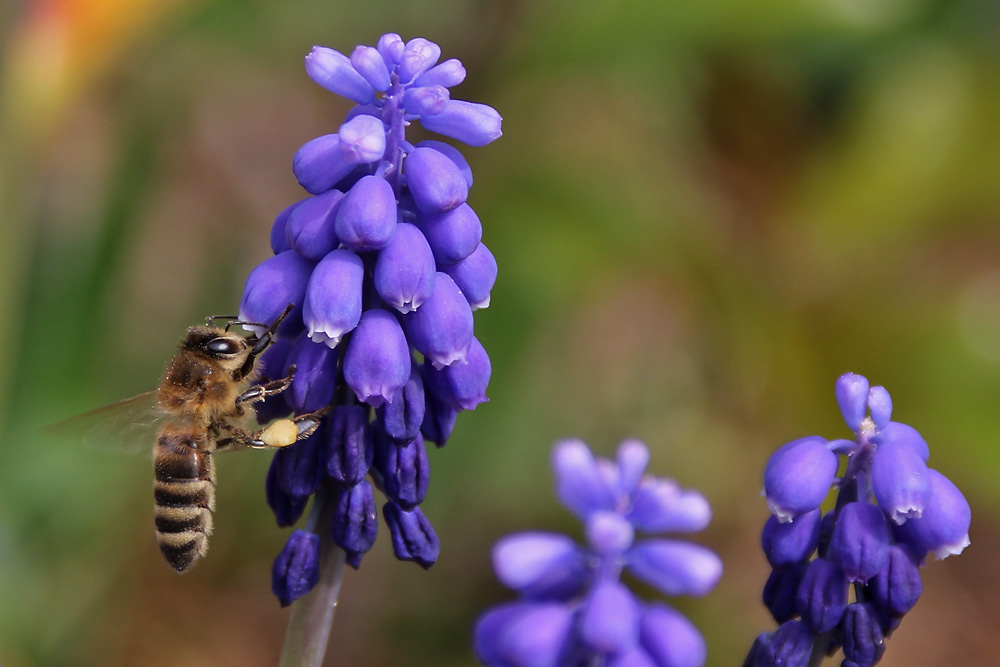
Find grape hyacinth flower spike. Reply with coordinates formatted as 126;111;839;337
747;373;971;667
237;33;501;664
475;439;723;667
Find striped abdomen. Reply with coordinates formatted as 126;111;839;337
153;424;216;573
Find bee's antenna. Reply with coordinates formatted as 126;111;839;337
205;314;239;325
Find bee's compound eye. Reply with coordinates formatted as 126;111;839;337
206;338;240;357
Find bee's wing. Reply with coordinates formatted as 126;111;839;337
48;391;165;454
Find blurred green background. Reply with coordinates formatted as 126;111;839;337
2;0;999;665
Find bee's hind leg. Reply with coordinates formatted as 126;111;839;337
217;405;331;451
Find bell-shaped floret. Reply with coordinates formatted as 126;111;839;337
397;37;441;84
305;46;375;104
795;557;847;634
420;99;503;147
373;431;430;510
871;421;929;462
867;385;893;429
404;273;474;369
350;45;390;91
421;385;459;446
284;335;338;412
325;405;374;485
491;532;586;600
869;543;922;618
376;33;404;66
416;140;472;187
271;530;320;607
416;203;482;265
285;189;343;260
376;366;425;444
627;540;723;598
421;336;490;411
331;479;378;558
303;248;363;348
895;468;971;560
630;479;712;535
763;563;807;624
292;135;352;195
334;174;397;251
270;200;301;254
638;604;708;667
383;502;439;568
836;373;870;432
405;145;469;214
414;58;466;89
402;84;450;117
763;436;838;522
343;308;411;407
474;602;574;667
760;508;822;567
579;580;640;655
373;222;436;313
239;250;314;336
828;502;890;583
552;439;616;520
871;438;931;524
442;242;497;310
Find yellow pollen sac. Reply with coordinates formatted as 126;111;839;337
259;420;299;447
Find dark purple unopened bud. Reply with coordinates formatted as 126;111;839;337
626;539;723;597
285;189;343;260
305;46;375;104
841;603;885;667
829;502;890;583
272;529;320;607
763;563;807;623
416;140;472;187
331;479;378;556
761;508;822;567
491;531;587;599
397;37;441;83
374;431;430;509
343;308;411;407
292;135;353;195
270;200;300;254
638;604;708;667
303;248;363;347
284;334;338;413
377;33;404;66
420;99;503;147
871;421;929;461
869;543;922;618
376;366;425;443
383;501;440;568
326;405;374;485
442;242;497;310
422;336;490;410
266;457;307;526
273;426;325;498
402;84;450;116
871;438;931;525
836;373;870;432
373;222;436;314
579;580;640;654
629;479;712;534
405;146;469;214
337;114;386;165
414;58;466;89
895;468;971;560
405;273;474;369
473;602;574;667
421;386;458;446
334;174;397;251
416;203;482;265
350;45;390;92
755;620;813;667
763;436;837;522
238;250;314;336
254;339;294;423
552;439;615;520
795;557;847;633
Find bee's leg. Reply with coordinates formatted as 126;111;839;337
234;303;295;381
218;406;331;450
235;366;297;406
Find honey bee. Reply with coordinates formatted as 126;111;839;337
62;304;326;573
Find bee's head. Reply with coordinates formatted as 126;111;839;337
182;326;250;370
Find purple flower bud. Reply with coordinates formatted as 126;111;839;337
404;273;474;369
422;336;490;410
266;457;307;527
795;557;847;633
305;46;375;104
895;468;971;560
585;511;635;556
473;602;574;667
421;386;459;446
285;189;343;260
420;99;503;147
284;334;338;412
343;308;411;407
836;373;870;432
416;203;483;265
552;439;616;520
616;439;650;496
326;405;374;485
383;502;440;568
272;529;320;607
373;431;430;509
397;37;441;84
292;134;353;195
629;478;712;534
350;45;390;91
442;242;497;310
270;200;300;254
331;479;378;556
303;248;363;347
373;222;437;313
754;620;813;667
871;438;931;524
579;580;640;654
376;33;405;66
829;502;890;583
638;604;708;667
871;421;929;462
273;426;325;498
376;366;425;443
492;532;587;598
763;563;807;623
337;115;386;168
869;543;922;617
867;386;892;429
414;58;467;88
841;603;886;667
334;174;397;251
763;436;837;522
254;339;294;423
402;84;450;116
416;140;473;187
405;145;469;214
238;250;314;336
627;539;723;597
761;508;822;567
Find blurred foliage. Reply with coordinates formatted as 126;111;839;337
1;0;999;665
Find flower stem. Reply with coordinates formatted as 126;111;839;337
279;487;347;667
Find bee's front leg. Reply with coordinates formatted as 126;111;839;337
235;366;297;405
